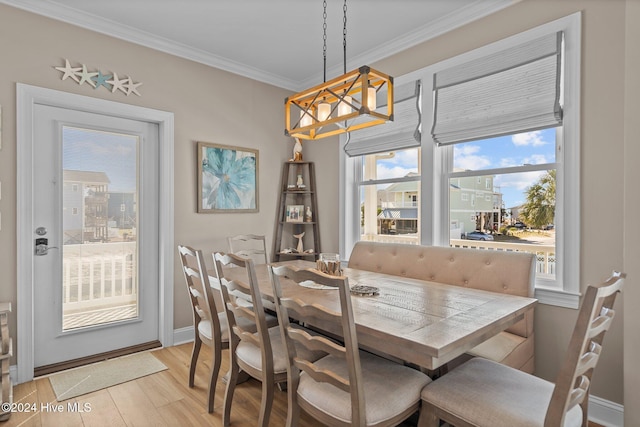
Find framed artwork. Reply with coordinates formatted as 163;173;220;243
198;141;259;213
286;205;304;223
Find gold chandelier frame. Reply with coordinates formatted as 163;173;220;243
285;66;393;140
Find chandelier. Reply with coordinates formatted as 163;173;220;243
285;0;394;140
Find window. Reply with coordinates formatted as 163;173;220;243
359;148;421;241
342;13;580;307
448;130;557;285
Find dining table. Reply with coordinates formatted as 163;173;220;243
220;259;537;372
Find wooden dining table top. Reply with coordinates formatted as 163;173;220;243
221;260;537;371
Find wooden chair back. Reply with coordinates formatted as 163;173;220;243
227;234;269;265
212;252;273;372
546;271;625;426
178;245;220;344
269;265;366;425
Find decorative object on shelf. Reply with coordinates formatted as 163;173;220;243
284;0;393;141
305;206;313;222
286;205;304;223
197;141;259;213
316;253;341;276
294;232;305;253
296;174;305;189
291;138;303;162
54;59;143;96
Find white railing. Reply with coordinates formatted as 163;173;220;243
360;233;420;245
360;234;555;275
380;201;418;208
450;239;555;276
62;242;137;312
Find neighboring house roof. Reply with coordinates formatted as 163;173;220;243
383;181;419;193
378;208;418;219
64;170;110;184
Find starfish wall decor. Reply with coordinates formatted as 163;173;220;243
54;59;142;97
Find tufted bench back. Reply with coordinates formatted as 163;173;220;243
348;241;535;338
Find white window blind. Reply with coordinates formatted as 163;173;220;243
431;32;563;146
344;80;421;157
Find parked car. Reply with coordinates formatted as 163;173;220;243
463;231;494;241
513;221;527;229
543;224;554;230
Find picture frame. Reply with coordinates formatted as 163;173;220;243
286;205;304;223
197;141;259;213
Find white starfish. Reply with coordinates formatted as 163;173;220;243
124;78;143;96
77;64;98;87
54;59;81;83
107;72;128;94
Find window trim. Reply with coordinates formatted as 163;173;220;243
341;12;581;308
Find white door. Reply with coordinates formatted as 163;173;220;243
32;104;160;368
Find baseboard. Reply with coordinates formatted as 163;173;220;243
589;395;624;427
172;325;195;346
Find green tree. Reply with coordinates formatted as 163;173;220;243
521;170;555;229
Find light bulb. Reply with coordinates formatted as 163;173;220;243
367;86;377;111
338;94;353;116
300;109;312;128
318;101;331;122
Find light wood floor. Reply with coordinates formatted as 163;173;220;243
6;343;325;427
6;343;605;427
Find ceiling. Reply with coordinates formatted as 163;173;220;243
2;0;517;91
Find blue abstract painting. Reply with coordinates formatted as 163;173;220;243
198;142;258;213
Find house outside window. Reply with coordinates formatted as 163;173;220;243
341;13;580;307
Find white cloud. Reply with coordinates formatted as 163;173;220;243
512;131;547;147
494;170;546;191
376;164;416;180
523;154;549;165
454;144;492;170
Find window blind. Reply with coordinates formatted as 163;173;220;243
431;31;563;146
344;80;421;157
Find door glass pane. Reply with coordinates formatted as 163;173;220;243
62;126;139;330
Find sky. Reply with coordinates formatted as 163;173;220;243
375;128;556;209
63;127;138;193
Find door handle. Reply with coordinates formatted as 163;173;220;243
35;238;58;256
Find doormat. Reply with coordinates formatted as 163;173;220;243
48;351;167;401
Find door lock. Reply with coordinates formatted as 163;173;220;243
35;238;58;256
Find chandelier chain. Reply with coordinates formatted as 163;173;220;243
322;0;327;82
343;0;347;75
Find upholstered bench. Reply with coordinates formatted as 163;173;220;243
347;241;536;373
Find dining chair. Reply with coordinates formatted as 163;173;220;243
227;234;268;264
269;264;432;427
212;252;324;427
178;245;227;413
418;270;625;427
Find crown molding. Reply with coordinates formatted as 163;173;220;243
301;0;519;90
1;0;518;92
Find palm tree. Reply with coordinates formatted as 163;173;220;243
521;170;555;229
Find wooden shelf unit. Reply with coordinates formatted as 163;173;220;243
273;161;321;262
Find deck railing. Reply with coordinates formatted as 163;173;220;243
360;234;555;276
62;242;137;313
